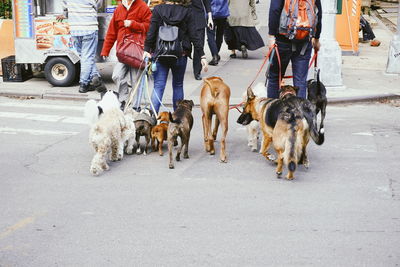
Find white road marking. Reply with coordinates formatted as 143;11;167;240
0;102;84;111
0;127;79;136
352;132;374;136
0;111;86;124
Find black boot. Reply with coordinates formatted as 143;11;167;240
209;55;219;66
79;83;94;93
90;75;106;92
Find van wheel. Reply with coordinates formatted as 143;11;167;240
44;57;77;87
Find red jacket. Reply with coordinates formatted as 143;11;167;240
101;1;152;57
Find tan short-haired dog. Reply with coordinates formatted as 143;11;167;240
200;76;231;163
151;112;170;156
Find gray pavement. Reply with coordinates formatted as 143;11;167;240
0;96;400;266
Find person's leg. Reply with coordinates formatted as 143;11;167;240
291;42;312;99
171;56;188;110
79;32;97;87
360;15;376;41
206;26;219;65
151;62;170;113
83;31;106;92
206;26;218;57
112;62;129;106
215;18;227;53
193;28;205;79
266;41;292;99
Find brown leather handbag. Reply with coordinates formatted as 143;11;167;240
116;28;146;69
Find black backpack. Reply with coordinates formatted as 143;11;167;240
154;12;183;65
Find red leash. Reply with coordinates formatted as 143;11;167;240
229;45;277;112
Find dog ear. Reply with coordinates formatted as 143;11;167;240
189;100;194;107
247;87;255;100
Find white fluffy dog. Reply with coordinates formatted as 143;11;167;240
84;90;136;176
242;83;268;152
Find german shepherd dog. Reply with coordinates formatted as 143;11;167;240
307;69;327;136
237;86;324;178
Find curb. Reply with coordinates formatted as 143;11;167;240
1;90;400;106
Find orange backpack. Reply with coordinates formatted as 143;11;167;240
279;0;318;41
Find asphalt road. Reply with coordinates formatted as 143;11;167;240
0;96;400;266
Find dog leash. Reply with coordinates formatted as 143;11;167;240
229;45;277;112
274;45;318;83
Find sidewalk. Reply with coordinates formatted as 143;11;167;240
0;4;399;105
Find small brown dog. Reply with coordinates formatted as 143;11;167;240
200;77;231;162
168;100;194;169
151;111;170;156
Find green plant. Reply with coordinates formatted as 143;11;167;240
0;0;13;19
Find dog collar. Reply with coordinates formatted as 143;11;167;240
280;90;296;99
159;121;169;124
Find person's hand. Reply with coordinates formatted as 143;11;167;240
143;51;152;59
268;35;276;48
201;57;208;72
56;15;66;22
124;20;132;28
207;13;214;29
312;38;320;53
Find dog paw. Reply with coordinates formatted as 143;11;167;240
276;171;282;178
210;150;215;155
184;154;189;159
117;154;123;161
267;154;276;161
176;156;181;161
320;128;325;134
251;147;257;152
143;151;147;156
303;160;310;169
286;176;295;180
169;164;175;169
126;148;133;155
220;158;227;163
136;148;141;154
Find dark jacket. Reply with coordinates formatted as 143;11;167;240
269;0;322;42
190;0;211;29
144;4;205;57
210;0;229;19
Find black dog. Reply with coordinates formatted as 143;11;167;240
307;69;327;135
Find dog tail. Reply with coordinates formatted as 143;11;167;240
283;112;300;173
84;100;102;125
302;101;325;146
168;112;181;124
204;78;219;98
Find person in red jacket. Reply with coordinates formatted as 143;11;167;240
101;0;152;106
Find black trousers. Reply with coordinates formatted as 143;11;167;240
206;18;227;56
360;15;375;41
193;27;205;76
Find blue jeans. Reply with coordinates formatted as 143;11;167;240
74;31;100;86
151;56;188;113
267;40;312;99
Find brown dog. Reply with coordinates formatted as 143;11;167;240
168;100;194;169
151;111;170;156
200;77;231;162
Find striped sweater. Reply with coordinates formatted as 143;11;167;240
62;0;100;36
